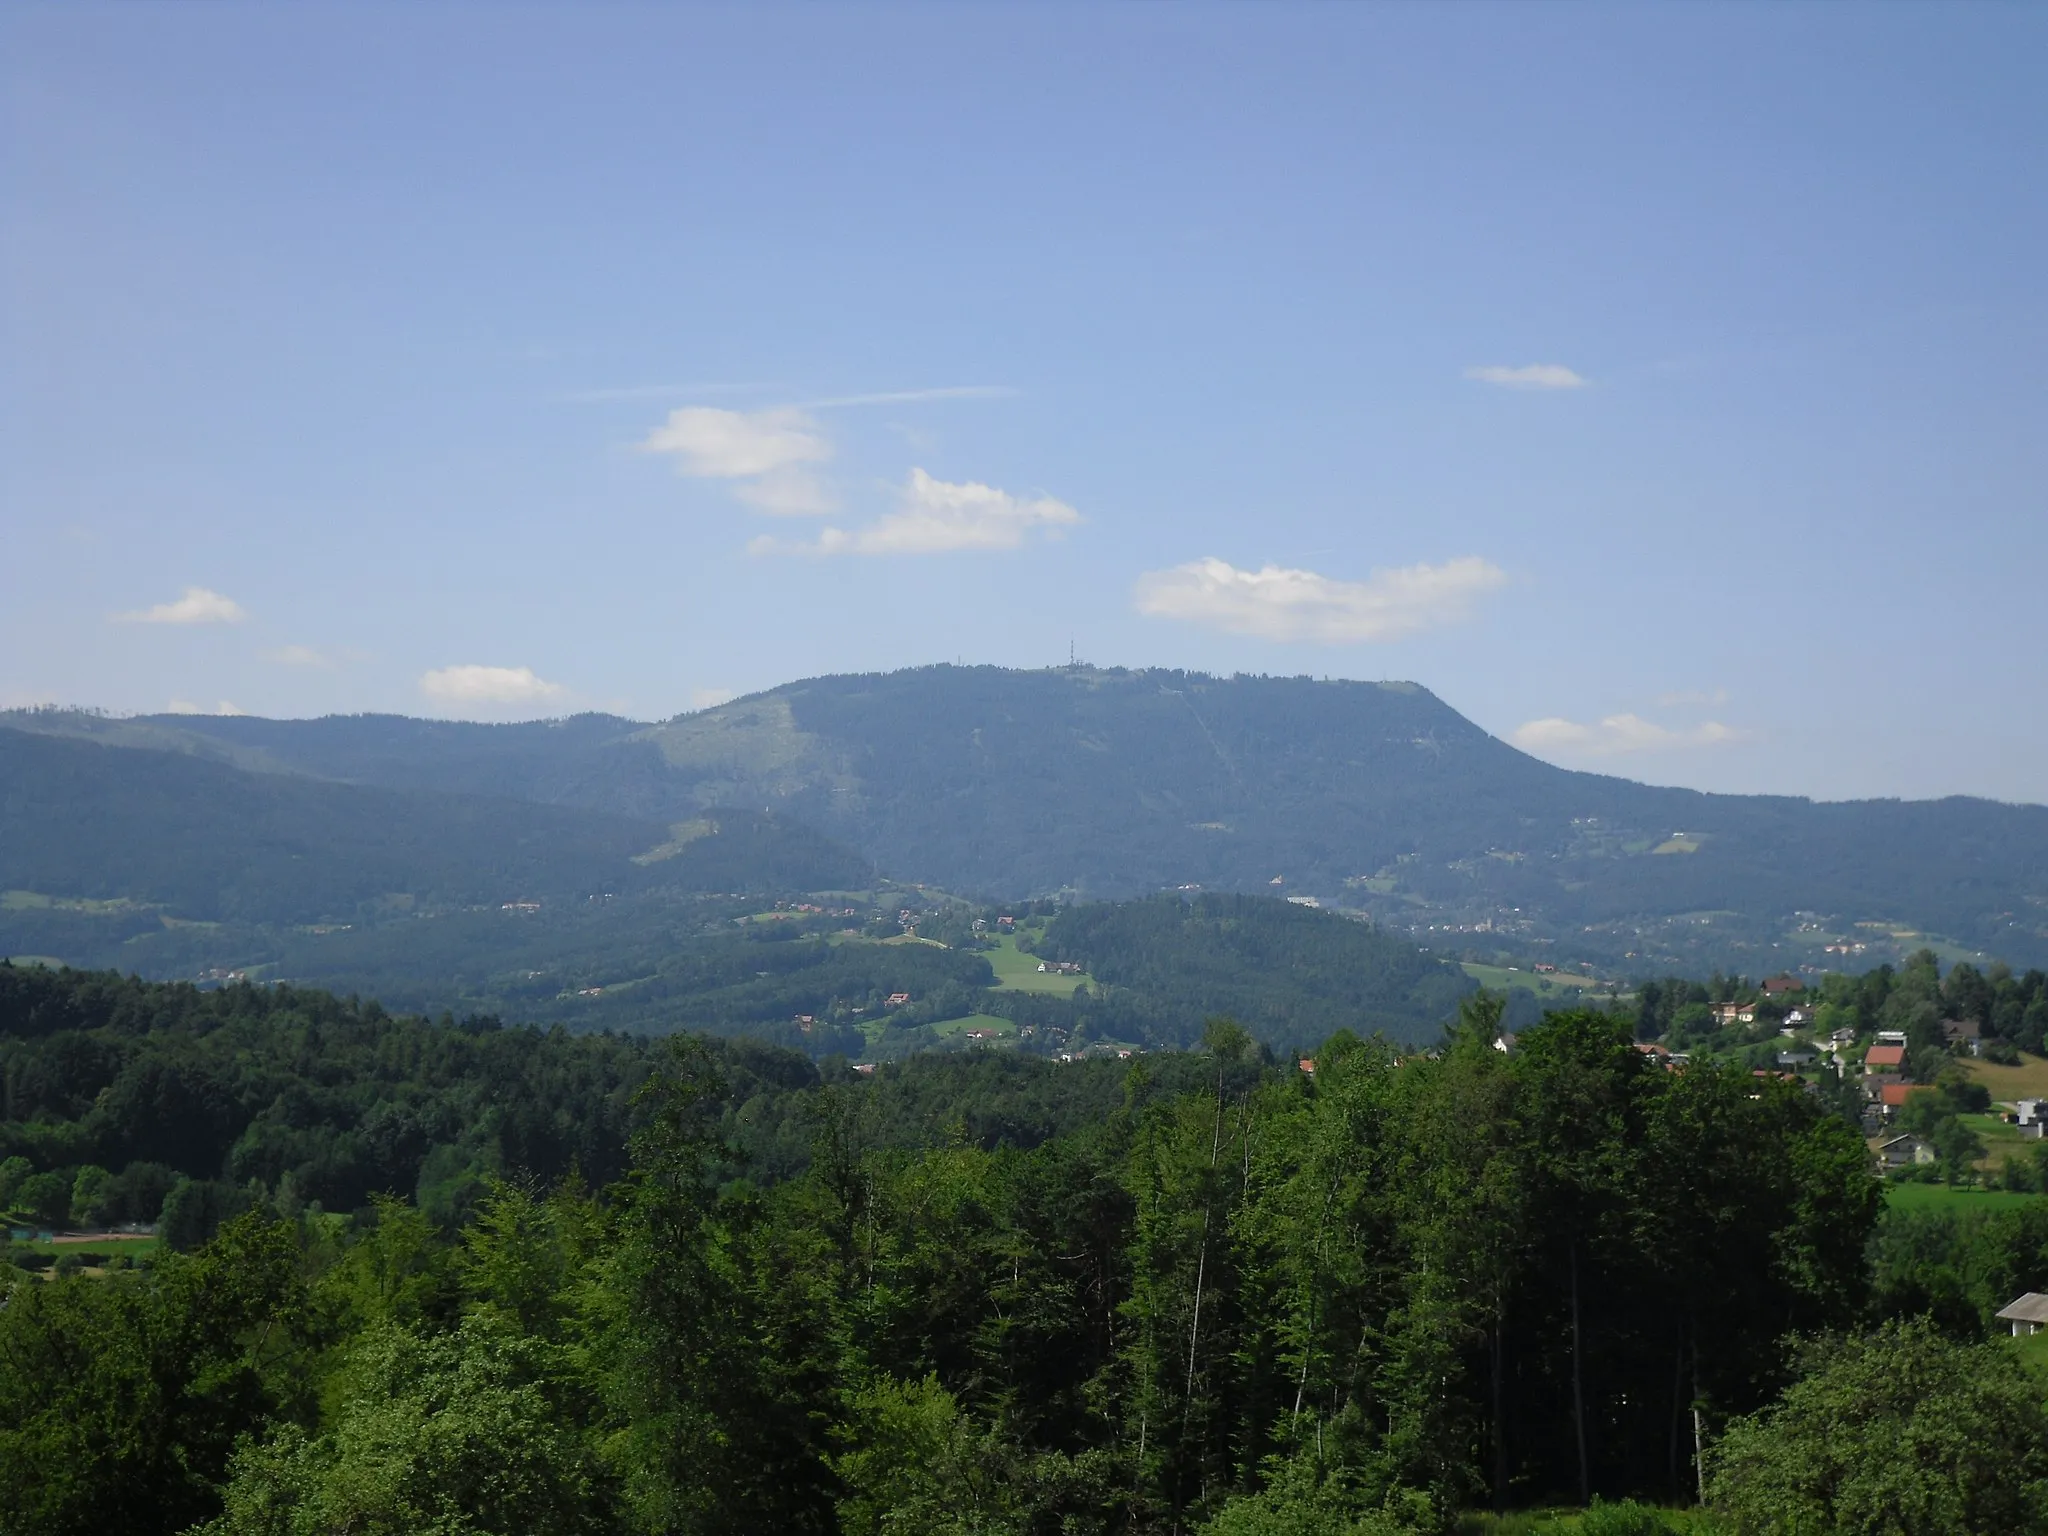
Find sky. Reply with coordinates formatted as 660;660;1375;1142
4;3;2045;803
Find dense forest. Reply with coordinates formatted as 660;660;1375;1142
10;963;2048;1533
0;888;1471;1056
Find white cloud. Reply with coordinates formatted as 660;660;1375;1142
166;699;247;716
752;468;1081;557
1132;556;1507;643
116;587;248;625
690;687;736;710
1511;713;1749;756
640;406;830;479
732;467;837;516
271;645;333;669
418;664;565;705
1465;364;1588;390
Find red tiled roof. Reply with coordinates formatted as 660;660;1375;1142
1865;1045;1907;1067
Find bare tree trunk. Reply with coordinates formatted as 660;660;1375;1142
1692;1337;1707;1506
1570;1243;1589;1506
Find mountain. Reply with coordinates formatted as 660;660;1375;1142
8;664;2048;971
0;725;873;926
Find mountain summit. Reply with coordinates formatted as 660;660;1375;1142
7;664;2047;969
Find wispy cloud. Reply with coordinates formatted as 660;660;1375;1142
166;699;247;716
751;469;1080;557
1465;364;1588;390
270;644;333;669
419;664;565;706
115;587;247;625
1133;556;1507;643
798;385;1016;409
1511;713;1749;756
560;382;771;403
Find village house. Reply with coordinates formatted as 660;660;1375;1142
1863;1043;1907;1075
1874;1081;1915;1117
1941;1018;1982;1054
1761;975;1805;996
884;992;911;1008
1877;1133;1936;1170
1998;1293;2048;1337
1710;1001;1757;1027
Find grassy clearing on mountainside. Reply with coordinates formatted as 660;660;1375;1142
1461;961;1602;1001
1963;1053;2048;1101
1882;1182;2048;1213
986;933;1089;995
931;1014;1017;1040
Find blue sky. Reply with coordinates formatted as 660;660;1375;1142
5;4;2045;802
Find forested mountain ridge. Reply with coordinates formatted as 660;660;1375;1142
0;725;872;925
10;663;2048;970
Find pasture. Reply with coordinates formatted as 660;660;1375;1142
986;935;1090;995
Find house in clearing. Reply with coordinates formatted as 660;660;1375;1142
1878;1134;1936;1170
1998;1293;2048;1336
1864;1044;1907;1074
1710;1002;1757;1027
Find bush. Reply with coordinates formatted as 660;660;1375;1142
159;1178;253;1252
15;1170;70;1228
1580;1499;1686;1536
1708;1318;2048;1534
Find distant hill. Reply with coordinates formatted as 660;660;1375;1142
0;726;873;925
8;663;2048;971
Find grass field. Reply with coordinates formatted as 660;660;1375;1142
1461;962;1603;1001
986;935;1090;995
1963;1053;2048;1101
8;1233;161;1254
931;1013;1017;1040
1881;1181;2047;1213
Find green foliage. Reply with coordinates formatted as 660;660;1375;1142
0;1212;307;1536
1024;892;1473;1047
198;1319;610;1536
1707;1319;2048;1534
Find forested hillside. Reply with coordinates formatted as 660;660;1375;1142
15;964;2020;1535
11;663;2048;972
0;726;871;927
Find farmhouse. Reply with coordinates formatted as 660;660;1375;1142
1863;1044;1907;1074
1877;1134;1936;1170
1997;1293;2048;1337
